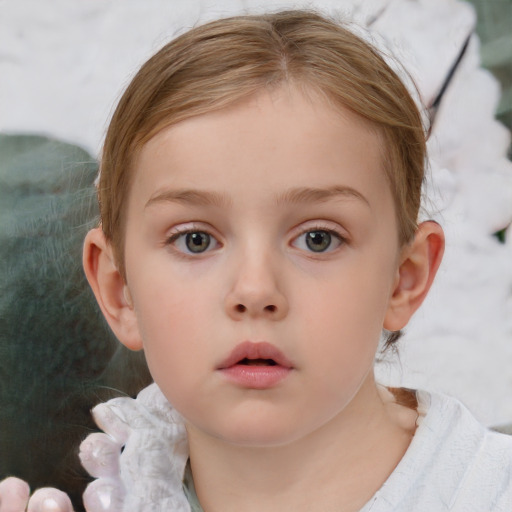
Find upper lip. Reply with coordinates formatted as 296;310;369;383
217;341;294;369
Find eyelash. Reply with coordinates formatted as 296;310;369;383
291;225;346;254
165;226;221;256
165;224;347;256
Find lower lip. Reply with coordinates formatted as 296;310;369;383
220;364;291;389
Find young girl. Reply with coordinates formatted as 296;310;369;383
1;9;511;512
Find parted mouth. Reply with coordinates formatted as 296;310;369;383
218;341;293;370
238;358;278;366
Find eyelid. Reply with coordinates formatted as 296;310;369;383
290;221;348;252
165;223;222;255
291;220;348;239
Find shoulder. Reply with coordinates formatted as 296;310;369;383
431;391;512;510
364;390;512;512
415;390;512;509
420;390;512;456
428;391;512;509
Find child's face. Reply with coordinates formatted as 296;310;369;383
122;86;403;446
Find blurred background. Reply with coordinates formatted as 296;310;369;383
471;0;512;143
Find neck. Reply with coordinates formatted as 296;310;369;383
186;375;417;512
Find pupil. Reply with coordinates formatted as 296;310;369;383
186;232;210;253
306;231;331;252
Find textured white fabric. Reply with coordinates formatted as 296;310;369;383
361;391;512;511
80;384;512;511
79;384;191;512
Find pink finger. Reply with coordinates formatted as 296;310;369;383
27;488;73;512
83;478;124;512
79;433;121;478
0;477;30;512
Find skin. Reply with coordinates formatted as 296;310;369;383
86;85;443;511
0;85;444;511
0;478;73;512
126;86;403;447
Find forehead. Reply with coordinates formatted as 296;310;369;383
129;86;392;217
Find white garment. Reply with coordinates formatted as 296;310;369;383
361;390;512;511
79;383;512;512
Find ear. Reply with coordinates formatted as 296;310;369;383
384;221;445;331
83;227;143;351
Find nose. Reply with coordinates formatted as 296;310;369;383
225;252;289;321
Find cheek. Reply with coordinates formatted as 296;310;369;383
129;270;222;392
134;281;210;354
294;256;396;374
303;294;380;379
301;263;393;336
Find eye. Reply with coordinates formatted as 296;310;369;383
168;230;219;254
292;229;343;253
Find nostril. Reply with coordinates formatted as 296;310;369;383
232;304;278;314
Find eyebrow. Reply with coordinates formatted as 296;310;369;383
145;188;232;209
276;185;370;207
145;185;369;209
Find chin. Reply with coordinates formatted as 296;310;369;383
209;411;310;449
221;429;299;448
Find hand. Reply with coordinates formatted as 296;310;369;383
0;477;74;512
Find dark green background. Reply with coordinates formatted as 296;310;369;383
467;0;512;153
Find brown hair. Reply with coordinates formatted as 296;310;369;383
98;10;426;324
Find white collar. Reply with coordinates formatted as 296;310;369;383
78;384;439;511
78;383;192;512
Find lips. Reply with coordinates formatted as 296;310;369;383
217;341;293;389
218;341;293;370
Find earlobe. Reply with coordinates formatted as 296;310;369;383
384;221;445;332
83;227;143;351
